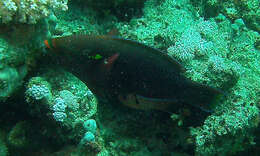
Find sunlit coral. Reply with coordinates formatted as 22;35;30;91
0;0;68;24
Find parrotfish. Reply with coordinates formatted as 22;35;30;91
44;35;221;114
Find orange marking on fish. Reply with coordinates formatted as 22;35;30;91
44;40;51;49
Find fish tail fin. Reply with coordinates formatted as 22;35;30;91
184;82;223;113
168;84;224;126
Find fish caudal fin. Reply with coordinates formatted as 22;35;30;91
183;82;223;112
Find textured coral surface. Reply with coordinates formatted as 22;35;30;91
0;0;68;24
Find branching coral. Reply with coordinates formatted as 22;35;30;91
0;0;68;24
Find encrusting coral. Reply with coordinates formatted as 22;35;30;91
0;0;68;24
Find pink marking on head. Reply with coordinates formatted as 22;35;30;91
107;53;119;65
102;53;120;72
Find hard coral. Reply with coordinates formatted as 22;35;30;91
190;0;260;32
0;138;8;156
0;0;68;24
7;121;30;149
0;66;27;101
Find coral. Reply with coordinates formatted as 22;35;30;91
52;98;67;112
168;10;259;156
0;138;8;156
26;68;98;122
117;0;195;49
0;66;27;101
59;90;79;111
53;112;67;122
52;2;102;37
51;90;80;122
168;27;214;61
26;84;51;100
25;68;98;146
0;0;68;24
0;19;52;101
168;17;240;89
167;3;259;156
83;119;97;134
25;77;52;103
0;130;8;156
191;76;260;155
80;131;95;144
7;121;30;148
73;0;146;21
190;0;260;32
191;81;259;156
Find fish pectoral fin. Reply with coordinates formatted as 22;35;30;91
135;95;178;111
118;93;178;111
118;94;142;110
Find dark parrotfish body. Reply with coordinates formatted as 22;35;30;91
44;35;221;113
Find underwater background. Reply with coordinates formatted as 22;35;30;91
0;0;259;155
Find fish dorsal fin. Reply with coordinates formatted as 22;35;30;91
107;28;120;36
49;34;185;72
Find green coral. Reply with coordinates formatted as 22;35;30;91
26;77;52;102
0;139;8;156
0;66;27;101
167;16;242;90
0;18;53;101
54;3;101;36
73;0;146;21
0;130;8;156
41;68;98;121
25;68;98;145
172;7;260;156
7;121;30;149
190;0;260;32
0;37;28;101
0;0;68;24
117;0;195;49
